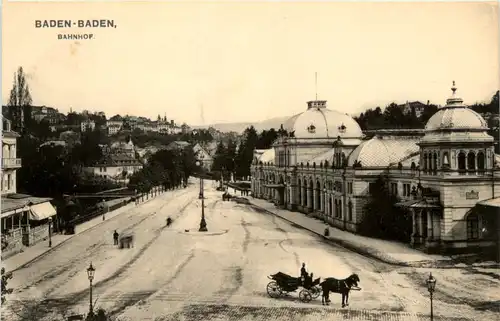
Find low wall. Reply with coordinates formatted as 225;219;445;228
1;229;24;260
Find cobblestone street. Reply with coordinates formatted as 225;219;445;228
3;182;499;321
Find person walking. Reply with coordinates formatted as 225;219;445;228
113;230;119;245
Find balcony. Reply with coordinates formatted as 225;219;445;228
2;158;22;169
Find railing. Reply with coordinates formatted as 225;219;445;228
2;158;22;168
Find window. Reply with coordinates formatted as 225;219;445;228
347;182;353;194
391;183;398;195
467;152;476;170
458;152;466;173
433;153;438;172
477;152;485;171
6;174;11;190
403;183;411;197
442;152;450;167
348;201;353;221
369;183;376;195
467;213;479;239
423;153;428;171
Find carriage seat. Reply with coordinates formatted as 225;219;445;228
271;272;301;286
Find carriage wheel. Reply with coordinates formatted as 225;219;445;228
266;281;282;298
299;289;313;303
310;286;321;299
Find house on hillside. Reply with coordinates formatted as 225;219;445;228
1;117;58;259
80;119;96;132
107;115;124;135
399;101;429;118
166;140;191;151
193;143;213;171
83;154;143;184
84;137;142;184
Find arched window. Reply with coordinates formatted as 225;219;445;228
467;213;479;239
442;152;450;168
423;153;428;171
467;152;476;170
477;152;485;171
411;162;416;170
458;152;466;173
341;152;346;167
433;152;438;172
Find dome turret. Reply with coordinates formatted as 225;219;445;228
283;100;363;140
421;82;492;144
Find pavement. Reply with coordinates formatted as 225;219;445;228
4;183;499;321
241;195;499;269
3;188;165;273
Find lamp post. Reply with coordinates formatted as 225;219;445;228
426;272;436;321
87;262;96;318
196;158;208;232
48;217;52;248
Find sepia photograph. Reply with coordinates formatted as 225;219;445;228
1;1;499;321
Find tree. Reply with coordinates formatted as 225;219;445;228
1;267;13;305
359;175;412;242
211;141;227;172
225;139;238;173
7;66;32;132
235;126;259;179
255;129;279;149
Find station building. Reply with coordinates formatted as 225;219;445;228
251;83;500;256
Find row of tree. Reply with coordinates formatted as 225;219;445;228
355;91;499;131
210;126;282;180
127;148;196;193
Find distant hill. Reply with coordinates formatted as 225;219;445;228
192;116;290;134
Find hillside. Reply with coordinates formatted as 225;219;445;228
192;116;290;134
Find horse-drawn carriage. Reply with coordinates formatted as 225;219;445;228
266;272;321;303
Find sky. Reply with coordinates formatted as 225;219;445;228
2;2;499;126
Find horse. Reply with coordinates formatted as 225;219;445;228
320;273;360;307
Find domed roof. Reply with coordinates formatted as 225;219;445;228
422;82;492;144
425;82;488;131
283;100;363;139
347;136;420;168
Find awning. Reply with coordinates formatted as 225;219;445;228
264;184;285;189
395;199;442;209
29;202;57;221
477;197;500;209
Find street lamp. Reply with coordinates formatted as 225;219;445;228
426;272;436;321
195;158;208;232
87;262;96;318
48;217;52;247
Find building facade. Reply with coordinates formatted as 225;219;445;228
193;143;213;171
84;138;143;184
251;83;500;255
1;117;58;259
